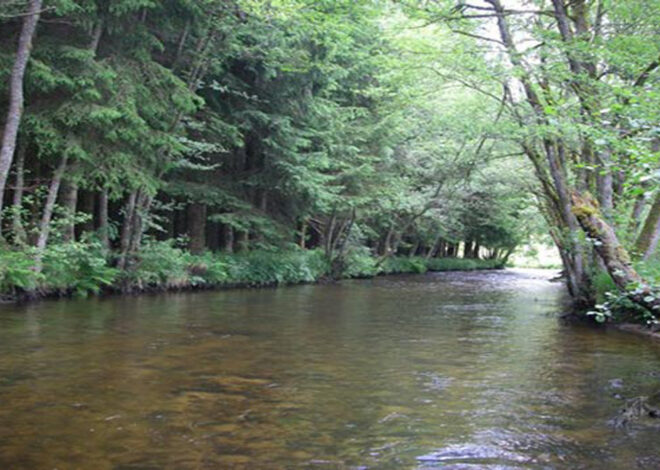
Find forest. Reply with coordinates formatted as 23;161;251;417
1;0;660;324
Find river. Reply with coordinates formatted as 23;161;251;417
0;269;659;469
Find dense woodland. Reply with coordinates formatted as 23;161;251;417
1;0;659;323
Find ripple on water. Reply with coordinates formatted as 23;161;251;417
416;443;531;468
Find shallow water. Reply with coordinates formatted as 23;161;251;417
1;269;659;469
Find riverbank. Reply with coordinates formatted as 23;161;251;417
0;240;504;302
613;323;660;341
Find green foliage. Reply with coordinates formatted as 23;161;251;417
380;256;428;275
0;0;555;305
125;239;193;290
41;241;118;297
340;247;379;278
0;237;503;300
219;249;329;286
593;270;618;304
591;259;660;325
587;290;656;326
124;242;329;290
637;257;660;286
425;257;503;272
0;249;41;295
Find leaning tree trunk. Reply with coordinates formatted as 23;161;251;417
34;155;69;272
426;234;442;260
571;191;660;312
635;193;660;260
0;0;43;219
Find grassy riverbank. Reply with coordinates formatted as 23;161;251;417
0;240;503;301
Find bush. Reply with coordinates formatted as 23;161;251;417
0;241;504;300
426;257;503;271
185;251;230;285
125;240;191;289
340;247;378;278
592;269;617;304
0;249;40;295
380;256;428;274
41;241;118;297
219;249;329;286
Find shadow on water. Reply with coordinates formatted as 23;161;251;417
1;269;660;469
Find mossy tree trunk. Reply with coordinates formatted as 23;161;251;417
571;191;660;312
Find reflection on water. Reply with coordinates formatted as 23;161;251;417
1;269;660;469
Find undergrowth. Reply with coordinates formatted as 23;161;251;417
0;241;503;300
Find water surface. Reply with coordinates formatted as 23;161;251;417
1;269;660;469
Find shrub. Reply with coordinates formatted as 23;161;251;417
426;257;502;271
219;249;329;286
0;249;40;295
341;247;378;278
42;241;118;297
125;240;190;289
380;256;428;274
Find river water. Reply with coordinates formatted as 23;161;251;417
1;269;659;469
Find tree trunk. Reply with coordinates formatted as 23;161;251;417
571;191;660;312
187;202;206;254
463;240;473;259
382;226;394;256
206;220;220;251
597;150;614;222
490;0;592;304
629;195;646;237
118;191;137;270
0;0;43;220
635;193;660;260
89;19;104;53
128;191;151;255
238;230;249;252
645;222;660;262
426;234;442;260
409;240;420;257
60;180;78;242
10;140;26;245
299;219;307;249
98;188;109;249
223;224;234;253
34;155;68;271
79;190;95;234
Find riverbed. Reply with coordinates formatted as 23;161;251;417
1;269;659;469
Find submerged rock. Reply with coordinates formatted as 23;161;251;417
610;393;660;428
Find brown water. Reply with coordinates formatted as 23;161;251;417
1;269;660;469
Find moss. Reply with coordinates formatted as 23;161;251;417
615;245;632;265
572;204;599;218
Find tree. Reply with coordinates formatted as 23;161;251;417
0;0;42;220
